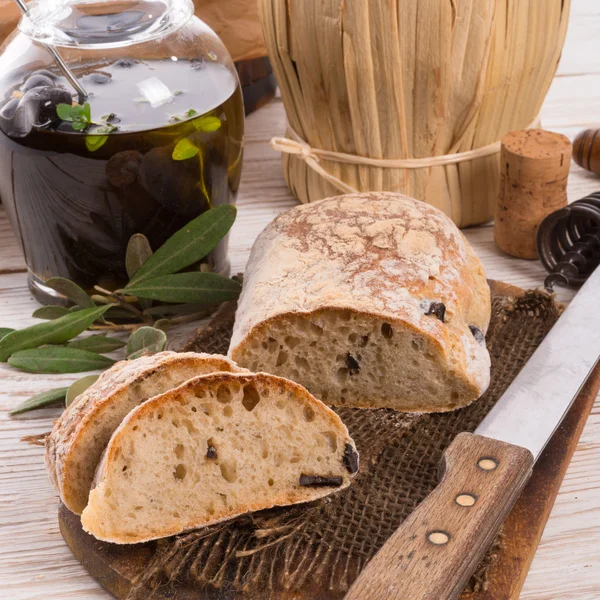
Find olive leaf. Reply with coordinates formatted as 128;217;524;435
85;134;108;152
125;234;153;279
153;319;171;332
0;327;15;339
170;108;197;123
0;304;111;362
32;306;71;320
67;335;126;353
8;347;115;373
127;326;167;359
105;306;139;321
85;123;117;152
172;137;199;160
66;375;100;407
123;272;241;304
10;387;68;416
125;205;236;287
56;102;92;131
45;277;95;308
142;303;211;317
193;115;222;132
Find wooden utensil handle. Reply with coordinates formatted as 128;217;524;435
344;432;534;600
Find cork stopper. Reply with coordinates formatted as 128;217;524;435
494;129;572;259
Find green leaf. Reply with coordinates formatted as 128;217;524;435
86;124;116;152
45;277;95;308
105;307;137;321
66;375;100;407
0;327;15;340
172;137;200;160
125;234;153;279
0;305;111;362
142;303;212;317
193;115;222;132
32;306;71;320
153;319;171;332
8;347;115;373
10;387;68;416
82;102;92;122
127;326;167;359
125;205;236;287
185;109;197;118
56;103;74;121
124;272;241;304
72;119;88;131
68;335;126;353
86;134;108;152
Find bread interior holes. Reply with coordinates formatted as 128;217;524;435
173;464;186;480
295;356;310;371
337;367;349;384
322;431;338;453
220;460;237;483
381;323;393;339
242;384;261;411
276;350;288;366
303;405;315;422
223;405;234;417
175;443;185;459
261;440;269;459
217;386;232;404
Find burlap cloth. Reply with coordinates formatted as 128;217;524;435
128;285;560;599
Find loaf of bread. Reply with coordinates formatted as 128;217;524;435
229;192;491;412
81;372;358;544
46;352;246;515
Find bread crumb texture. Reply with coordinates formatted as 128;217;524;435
230;192;491;411
46;352;246;515
81;372;357;544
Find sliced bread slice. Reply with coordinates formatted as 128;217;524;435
80;372;359;544
46;351;246;515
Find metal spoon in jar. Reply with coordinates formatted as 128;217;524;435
13;0;88;103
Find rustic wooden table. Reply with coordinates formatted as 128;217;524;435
1;2;599;599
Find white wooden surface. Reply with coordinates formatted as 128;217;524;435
1;2;600;598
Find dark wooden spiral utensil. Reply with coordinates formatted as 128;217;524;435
537;191;600;291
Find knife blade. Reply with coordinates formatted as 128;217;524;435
345;267;600;600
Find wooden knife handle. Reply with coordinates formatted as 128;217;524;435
344;432;534;600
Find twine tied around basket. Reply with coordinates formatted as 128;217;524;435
271;118;541;195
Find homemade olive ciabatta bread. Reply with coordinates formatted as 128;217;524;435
81;372;358;544
229;192;491;412
46;352;246;515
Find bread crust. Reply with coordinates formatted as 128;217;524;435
46;351;245;514
229;192;491;410
81;372;358;544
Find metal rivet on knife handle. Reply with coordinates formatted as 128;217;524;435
427;531;450;546
477;457;498;471
455;494;477;507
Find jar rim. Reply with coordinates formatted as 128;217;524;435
18;0;194;49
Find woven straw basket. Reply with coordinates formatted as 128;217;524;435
259;0;570;227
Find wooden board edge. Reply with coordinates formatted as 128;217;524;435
58;281;596;600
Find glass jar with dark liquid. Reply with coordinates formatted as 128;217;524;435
0;0;244;303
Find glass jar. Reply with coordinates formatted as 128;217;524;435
0;0;244;303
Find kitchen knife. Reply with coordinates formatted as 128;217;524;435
345;267;600;600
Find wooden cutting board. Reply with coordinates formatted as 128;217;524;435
58;283;600;600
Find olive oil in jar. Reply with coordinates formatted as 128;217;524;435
0;55;244;303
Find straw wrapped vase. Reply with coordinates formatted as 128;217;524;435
259;0;570;227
